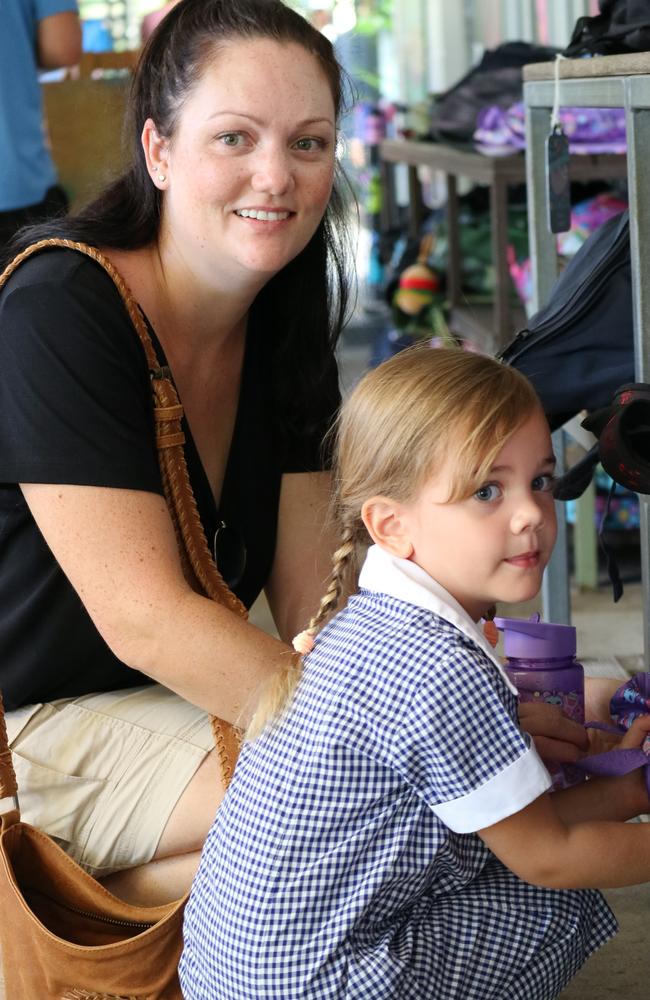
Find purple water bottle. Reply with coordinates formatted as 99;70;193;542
493;614;585;790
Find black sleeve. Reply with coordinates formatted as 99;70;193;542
0;250;164;493
280;353;341;474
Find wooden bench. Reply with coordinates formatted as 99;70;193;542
42;50;139;211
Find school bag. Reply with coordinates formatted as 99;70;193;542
500;208;633;441
500;209;650;598
564;0;650;57
427;41;558;144
500;208;650;499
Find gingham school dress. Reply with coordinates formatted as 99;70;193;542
180;545;616;1000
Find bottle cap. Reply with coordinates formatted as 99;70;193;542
493;613;576;659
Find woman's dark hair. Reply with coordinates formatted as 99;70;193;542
6;0;356;439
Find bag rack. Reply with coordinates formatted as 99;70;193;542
522;51;650;668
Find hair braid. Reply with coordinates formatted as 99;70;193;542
306;526;356;636
245;523;359;741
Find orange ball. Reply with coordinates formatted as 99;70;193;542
394;262;439;315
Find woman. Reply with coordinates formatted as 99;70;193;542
0;0;354;904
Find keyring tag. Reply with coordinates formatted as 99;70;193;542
546;124;571;234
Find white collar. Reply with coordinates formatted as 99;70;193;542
358;545;518;695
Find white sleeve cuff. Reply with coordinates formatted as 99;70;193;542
432;746;553;833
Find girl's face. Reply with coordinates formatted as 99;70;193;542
396;409;557;621
150;37;336;286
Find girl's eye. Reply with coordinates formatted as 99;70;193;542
532;474;556;492
293;136;325;152
474;483;502;503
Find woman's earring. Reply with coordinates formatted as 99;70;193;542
158;171;167;183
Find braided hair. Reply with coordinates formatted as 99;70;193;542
246;345;542;741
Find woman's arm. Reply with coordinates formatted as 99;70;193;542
21;481;291;725
264;471;340;644
479;716;650;890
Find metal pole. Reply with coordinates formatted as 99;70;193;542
624;80;650;668
525;92;571;624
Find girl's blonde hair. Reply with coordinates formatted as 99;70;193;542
246;345;542;739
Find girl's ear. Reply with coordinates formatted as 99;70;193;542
361;496;413;559
142;118;170;189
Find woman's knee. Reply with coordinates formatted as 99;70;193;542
154;749;225;859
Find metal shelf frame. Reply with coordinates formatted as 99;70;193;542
524;70;650;666
378;138;625;354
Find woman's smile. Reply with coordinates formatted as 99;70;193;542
234;208;293;221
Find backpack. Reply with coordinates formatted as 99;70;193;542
428;41;558;144
500;209;633;439
500;211;650;599
565;0;650;57
500;209;650;493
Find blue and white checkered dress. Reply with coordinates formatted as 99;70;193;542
180;546;616;1000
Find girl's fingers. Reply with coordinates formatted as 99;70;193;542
530;735;588;763
518;701;590;760
619;713;650;750
586;728;622;755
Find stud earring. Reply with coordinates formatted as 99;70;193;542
158;171;167;183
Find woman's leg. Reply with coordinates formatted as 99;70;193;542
102;749;226;905
101;850;203;906
584;675;622;725
8;686;218;887
583;675;626;755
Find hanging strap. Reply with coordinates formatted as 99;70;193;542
0;238;246;791
0;691;19;831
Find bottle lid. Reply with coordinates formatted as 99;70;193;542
493;613;576;659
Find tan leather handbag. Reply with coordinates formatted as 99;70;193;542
0;240;245;998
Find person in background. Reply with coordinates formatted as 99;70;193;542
0;0;81;248
0;0;352;906
181;347;650;1000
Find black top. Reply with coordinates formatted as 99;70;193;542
0;249;340;710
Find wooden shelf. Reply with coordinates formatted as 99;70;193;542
379;139;626;353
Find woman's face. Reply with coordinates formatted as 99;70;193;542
152;37;337;285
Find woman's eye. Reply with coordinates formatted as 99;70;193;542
293;136;325;152
532;473;556;492
474;483;502;503
218;132;244;147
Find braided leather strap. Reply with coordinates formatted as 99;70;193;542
61;990;138;1000
0;693;18;803
0;239;245;786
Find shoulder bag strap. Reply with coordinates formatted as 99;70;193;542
0;239;244;788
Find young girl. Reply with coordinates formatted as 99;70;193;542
180;347;650;1000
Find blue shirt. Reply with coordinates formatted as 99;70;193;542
181;546;615;999
0;0;78;211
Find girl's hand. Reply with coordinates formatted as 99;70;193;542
619;712;650;751
585;726;623;755
518;701;589;762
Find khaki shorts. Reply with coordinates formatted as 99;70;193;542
6;684;213;877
